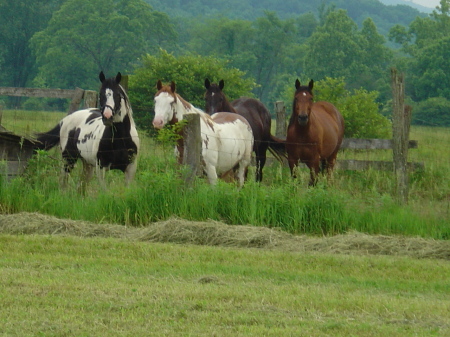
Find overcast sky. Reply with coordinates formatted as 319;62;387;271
410;0;440;8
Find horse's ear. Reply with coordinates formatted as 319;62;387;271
116;72;122;84
157;80;162;90
219;79;224;90
99;71;106;83
205;78;210;89
308;79;314;91
295;79;300;89
171;81;176;93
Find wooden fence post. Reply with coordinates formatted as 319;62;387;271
275;101;286;138
391;68;411;204
83;90;98;108
68;87;85;114
182;114;202;184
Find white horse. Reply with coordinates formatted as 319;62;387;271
35;72;140;190
152;80;254;187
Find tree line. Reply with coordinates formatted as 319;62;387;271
0;0;449;128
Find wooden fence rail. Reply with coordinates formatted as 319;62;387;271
0;85;99;179
0;87;98;113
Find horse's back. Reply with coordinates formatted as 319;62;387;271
231;97;271;140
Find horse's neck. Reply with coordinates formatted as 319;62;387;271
221;98;236;113
176;100;203;120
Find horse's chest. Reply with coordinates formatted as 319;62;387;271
287;126;322;157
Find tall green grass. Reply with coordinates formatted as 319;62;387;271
0;110;449;239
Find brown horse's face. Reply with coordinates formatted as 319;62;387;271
204;79;225;115
293;79;314;126
294;90;313;126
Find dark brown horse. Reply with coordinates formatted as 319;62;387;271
204;78;286;182
286;79;344;186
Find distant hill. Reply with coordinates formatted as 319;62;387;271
378;0;434;13
145;0;426;35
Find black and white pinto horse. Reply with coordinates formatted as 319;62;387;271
152;80;254;187
35;72;139;189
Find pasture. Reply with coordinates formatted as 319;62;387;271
0;109;449;238
0;109;449;336
0;213;449;336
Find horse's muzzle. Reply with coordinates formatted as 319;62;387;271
298;115;308;125
102;116;113;127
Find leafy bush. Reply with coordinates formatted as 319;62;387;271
128;49;256;132
413;97;450;127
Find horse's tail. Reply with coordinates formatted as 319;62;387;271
267;134;287;164
34;124;61;151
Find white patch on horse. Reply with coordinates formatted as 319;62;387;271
103;88;114;119
303;92;307;96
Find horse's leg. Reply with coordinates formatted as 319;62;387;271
287;156;298;178
325;151;339;183
124;161;137;186
78;162;95;194
237;154;252;188
308;157;321;186
61;158;76;188
320;159;327;174
204;164;218;185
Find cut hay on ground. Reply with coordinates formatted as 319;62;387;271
0;212;449;260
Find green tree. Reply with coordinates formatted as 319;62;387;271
30;0;176;90
248;12;296;102
304;10;362;81
0;0;61;88
129;49;255;131
389;0;450;103
413;97;450;126
304;10;392;95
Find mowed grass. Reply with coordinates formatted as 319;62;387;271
1;234;449;337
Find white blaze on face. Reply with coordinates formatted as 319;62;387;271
153;92;175;129
103;88;114;119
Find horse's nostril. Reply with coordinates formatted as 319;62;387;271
298;115;308;123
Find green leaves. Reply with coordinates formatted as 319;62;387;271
30;0;175;90
128;49;255;131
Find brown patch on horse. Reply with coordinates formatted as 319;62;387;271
211;112;251;128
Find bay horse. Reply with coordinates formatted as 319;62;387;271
286;79;344;186
35;71;140;190
153;80;254;187
204;79;286;182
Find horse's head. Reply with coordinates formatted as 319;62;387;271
153;80;178;129
99;71;126;126
204;78;225;115
293;79;314;126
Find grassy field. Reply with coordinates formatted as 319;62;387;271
0;110;449;336
1;230;449;337
0;109;449;238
